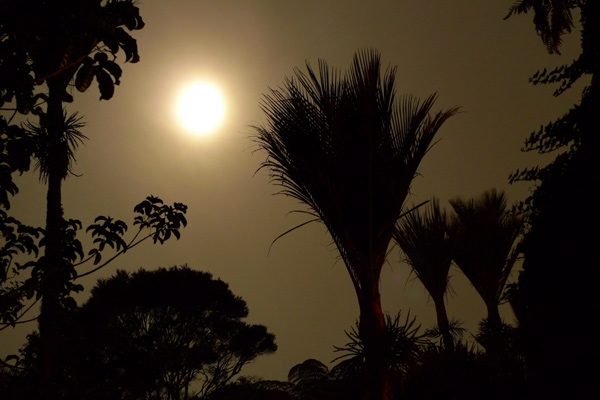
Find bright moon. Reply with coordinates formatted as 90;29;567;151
177;83;224;134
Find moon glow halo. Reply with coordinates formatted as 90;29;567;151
177;83;224;135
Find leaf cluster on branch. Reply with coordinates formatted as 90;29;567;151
0;196;188;329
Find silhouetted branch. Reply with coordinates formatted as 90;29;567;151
75;229;156;279
0;298;39;332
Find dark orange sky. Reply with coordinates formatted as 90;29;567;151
5;0;582;381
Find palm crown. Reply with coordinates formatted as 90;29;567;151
255;49;458;297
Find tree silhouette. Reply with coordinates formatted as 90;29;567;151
286;357;364;400
209;377;296;400
287;359;333;399
17;266;277;400
254;49;458;400
449;189;523;347
394;199;456;349
505;2;600;397
402;340;526;400
0;2;192;399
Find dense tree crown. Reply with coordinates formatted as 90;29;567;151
16;266;277;400
0;0;143;107
506;1;600;398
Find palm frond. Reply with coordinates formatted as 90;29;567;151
424;318;465;342
504;0;576;54
395;198;455;301
267;217;321;255
253;49;458;294
449;189;525;303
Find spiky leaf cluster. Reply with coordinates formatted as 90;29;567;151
333;312;425;377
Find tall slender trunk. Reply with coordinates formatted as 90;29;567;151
38;80;66;400
483;298;504;354
485;299;502;330
432;295;453;349
357;279;392;400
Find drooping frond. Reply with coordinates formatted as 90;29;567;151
505;0;577;54
254;49;458;292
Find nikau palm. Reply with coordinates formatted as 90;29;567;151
449;190;524;339
254;49;458;400
394;199;456;349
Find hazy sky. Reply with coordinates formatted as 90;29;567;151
6;0;582;381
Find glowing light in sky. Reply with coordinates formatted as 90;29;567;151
177;83;224;135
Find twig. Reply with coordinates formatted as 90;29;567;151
0;298;39;332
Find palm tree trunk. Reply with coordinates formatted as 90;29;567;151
38;81;66;400
483;298;504;354
357;280;392;400
433;295;453;349
485;299;502;330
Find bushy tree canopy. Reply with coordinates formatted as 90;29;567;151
18;266;277;400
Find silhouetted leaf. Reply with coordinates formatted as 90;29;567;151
95;68;114;100
62;90;74;103
94;52;109;64
75;59;95;92
101;61;122;85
